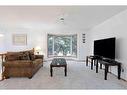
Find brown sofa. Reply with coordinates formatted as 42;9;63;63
3;49;44;79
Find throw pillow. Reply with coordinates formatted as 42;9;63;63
28;50;35;60
19;51;30;60
6;52;20;61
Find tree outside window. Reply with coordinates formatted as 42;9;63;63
48;34;77;57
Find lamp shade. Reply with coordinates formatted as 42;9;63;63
34;46;42;54
35;46;41;51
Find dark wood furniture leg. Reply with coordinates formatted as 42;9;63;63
96;60;98;73
91;59;93;70
118;64;121;79
86;56;88;66
100;63;102;69
65;65;67;76
50;66;53;77
105;65;109;80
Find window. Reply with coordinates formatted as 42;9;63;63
48;34;77;57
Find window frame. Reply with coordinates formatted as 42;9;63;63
47;34;77;58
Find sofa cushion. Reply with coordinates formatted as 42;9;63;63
19;49;35;60
28;50;35;60
35;55;43;59
19;51;30;60
6;52;20;61
33;59;42;67
5;49;35;61
3;60;32;67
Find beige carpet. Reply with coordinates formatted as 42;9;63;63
0;61;127;89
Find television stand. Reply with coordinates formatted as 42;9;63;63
99;58;121;80
86;56;96;70
86;55;122;80
86;55;101;73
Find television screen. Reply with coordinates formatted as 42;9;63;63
94;37;115;59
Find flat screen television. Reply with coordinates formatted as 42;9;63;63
94;37;116;59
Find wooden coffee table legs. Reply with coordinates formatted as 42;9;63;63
65;66;67;76
50;66;53;77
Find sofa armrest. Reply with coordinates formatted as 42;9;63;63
32;59;43;67
35;55;44;60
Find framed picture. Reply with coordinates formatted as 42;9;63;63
13;34;27;45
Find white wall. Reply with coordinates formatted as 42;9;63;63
1;9;127;80
0;32;5;80
0;22;89;80
1;24;87;60
89;9;127;80
0;32;5;53
0;37;4;52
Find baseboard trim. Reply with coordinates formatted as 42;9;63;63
108;72;127;82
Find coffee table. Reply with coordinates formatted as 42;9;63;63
50;58;67;77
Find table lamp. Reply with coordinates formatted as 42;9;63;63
35;46;41;54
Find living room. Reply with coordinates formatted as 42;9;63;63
1;4;127;91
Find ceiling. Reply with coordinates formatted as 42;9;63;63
0;6;127;30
